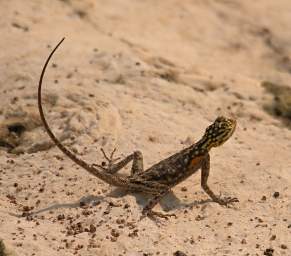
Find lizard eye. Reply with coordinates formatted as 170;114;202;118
215;116;225;123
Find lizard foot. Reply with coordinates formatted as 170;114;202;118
216;196;239;206
141;209;177;221
91;148;121;171
100;148;120;166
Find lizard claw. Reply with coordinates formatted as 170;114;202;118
140;209;177;221
216;196;239;206
100;148;120;167
93;148;121;172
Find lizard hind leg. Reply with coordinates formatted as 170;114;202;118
130;150;144;175
94;149;144;176
100;148;120;167
141;188;177;220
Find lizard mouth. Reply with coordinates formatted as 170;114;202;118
223;118;236;142
229;118;237;136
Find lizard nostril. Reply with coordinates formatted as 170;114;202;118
101;161;106;166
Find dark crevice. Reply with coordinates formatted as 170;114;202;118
261;81;291;128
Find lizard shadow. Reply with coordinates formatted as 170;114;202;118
107;187;211;212
8;189;211;218
8;194;107;217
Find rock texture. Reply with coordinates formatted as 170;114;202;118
0;1;291;255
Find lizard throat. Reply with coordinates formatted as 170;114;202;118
190;136;212;155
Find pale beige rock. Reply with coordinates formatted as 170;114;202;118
0;1;291;255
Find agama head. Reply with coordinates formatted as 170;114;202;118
203;116;236;148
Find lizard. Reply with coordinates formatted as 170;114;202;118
37;38;239;219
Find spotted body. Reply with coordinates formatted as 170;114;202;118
131;117;236;188
38;38;239;219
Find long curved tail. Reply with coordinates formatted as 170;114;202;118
37;38;126;187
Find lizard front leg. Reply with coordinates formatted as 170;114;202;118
201;153;239;205
94;149;144;175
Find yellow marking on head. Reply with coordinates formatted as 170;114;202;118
202;116;236;149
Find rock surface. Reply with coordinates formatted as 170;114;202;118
0;1;291;255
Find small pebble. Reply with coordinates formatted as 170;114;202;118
273;192;280;198
173;251;187;256
269;235;276;241
89;224;96;233
263;248;274;256
181;186;187;192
